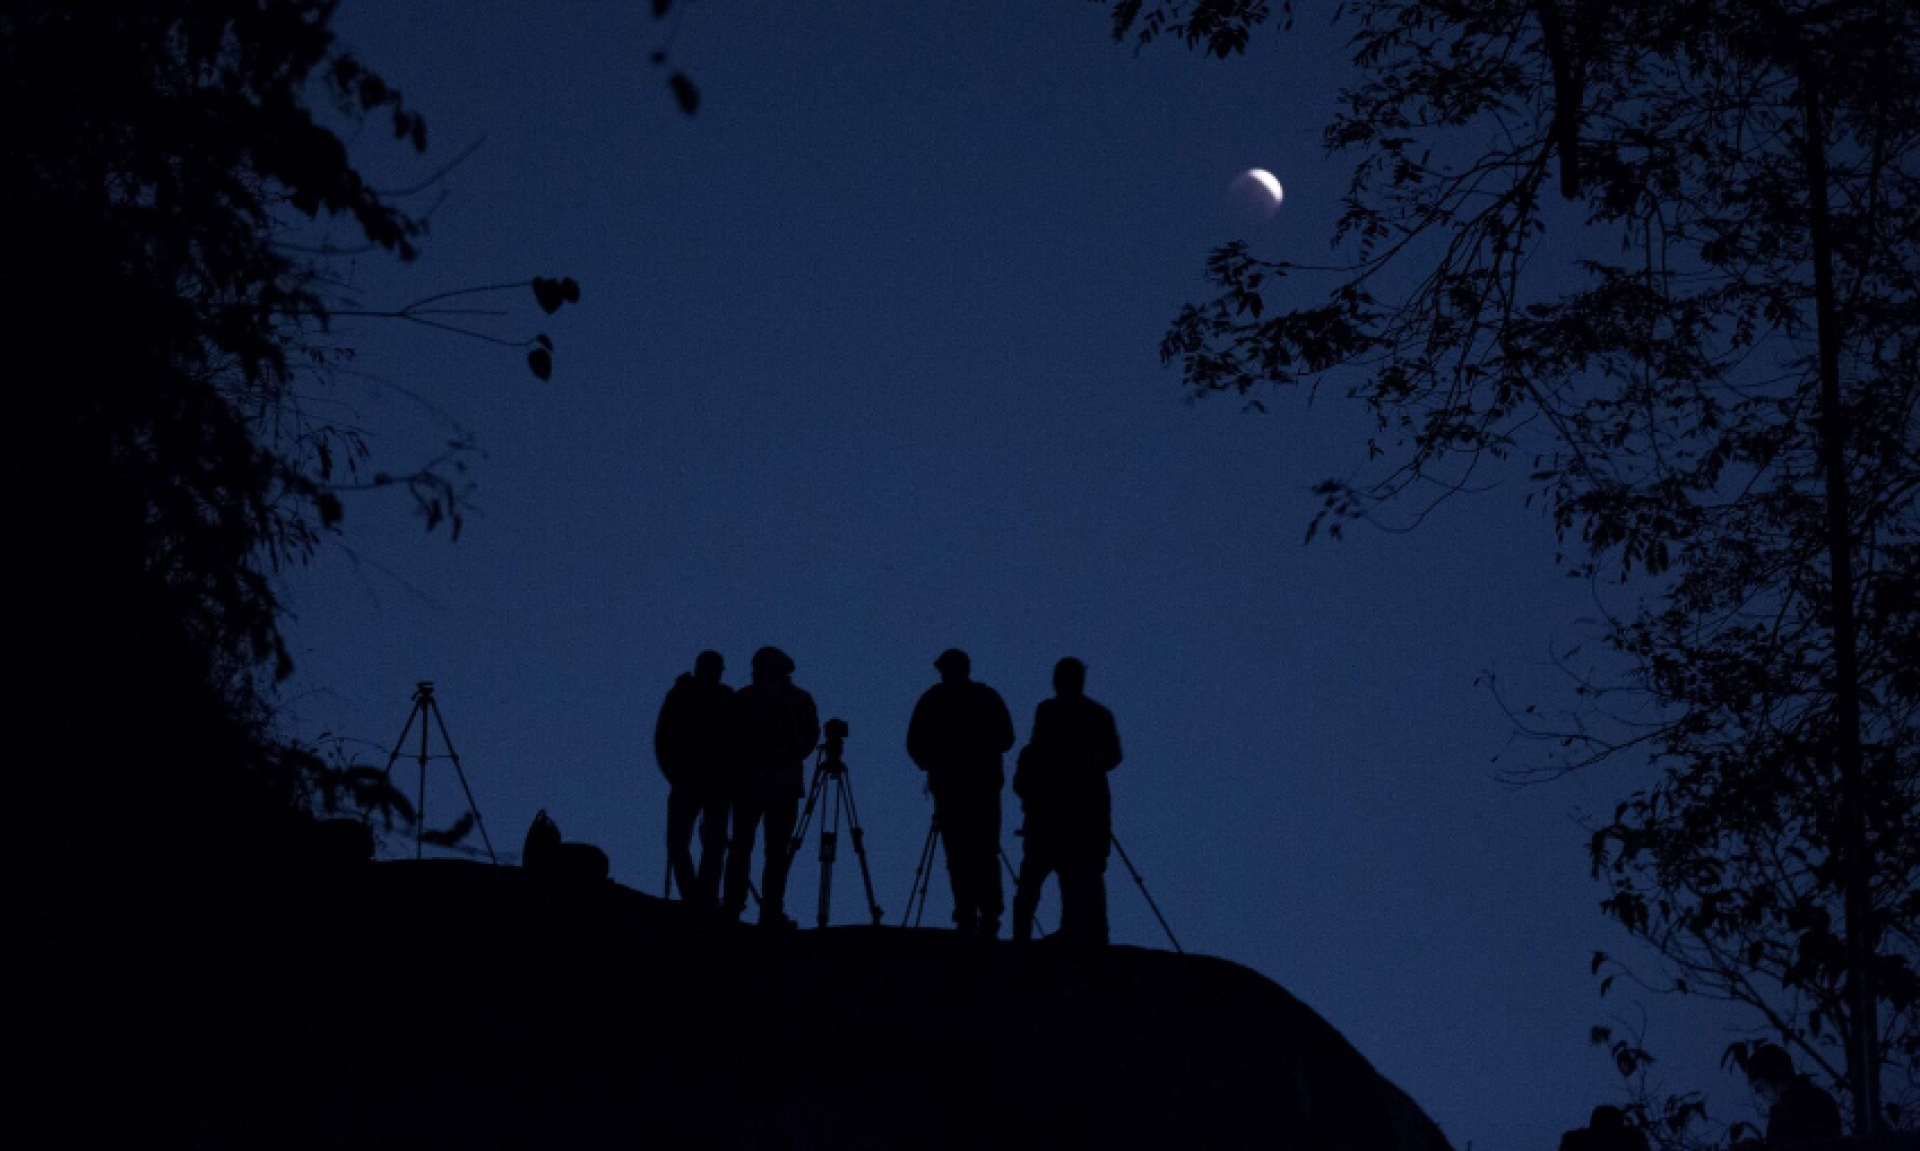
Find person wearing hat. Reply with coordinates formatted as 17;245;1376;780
723;646;819;927
1011;657;1123;945
906;648;1016;937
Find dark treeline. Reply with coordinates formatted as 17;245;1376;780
3;3;577;893
6;2;413;883
1110;0;1920;1139
2;5;571;1141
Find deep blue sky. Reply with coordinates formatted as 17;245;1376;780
282;3;1754;1146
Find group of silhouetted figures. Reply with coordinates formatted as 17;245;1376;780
1561;1045;1847;1151
653;646;1121;942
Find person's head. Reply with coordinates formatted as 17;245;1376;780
934;648;970;683
751;646;795;681
1053;657;1086;698
1558;1129;1596;1151
1746;1043;1795;1092
694;650;724;683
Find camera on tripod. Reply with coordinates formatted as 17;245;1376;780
821;717;850;766
790;715;884;927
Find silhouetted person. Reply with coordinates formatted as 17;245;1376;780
1585;1106;1649;1151
724;646;820;928
1557;1126;1597;1151
1011;657;1123;945
907;648;1016;937
1744;1043;1842;1148
654;650;735;908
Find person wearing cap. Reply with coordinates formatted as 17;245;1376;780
653;650;735;908
1011;657;1123;945
723;646;820;927
1743;1043;1841;1148
906;649;1016;937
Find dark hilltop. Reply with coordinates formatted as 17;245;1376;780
24;856;1454;1150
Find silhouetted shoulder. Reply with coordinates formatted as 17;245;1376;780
1094;700;1122;770
1558;1129;1597;1151
974;682;1012;715
1056;696;1122;771
972;681;1015;748
1769;1076;1842;1146
791;685;822;756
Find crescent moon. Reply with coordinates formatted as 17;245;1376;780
1246;168;1284;204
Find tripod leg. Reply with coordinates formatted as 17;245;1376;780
901;819;938;927
816;777;841;929
834;770;886;925
379;702;422;787
1110;833;1182;954
414;697;433;859
378;701;424;856
427;696;498;864
788;762;827;863
915;824;941;928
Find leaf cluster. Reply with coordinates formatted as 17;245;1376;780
1111;0;1920;1123
0;1;568;871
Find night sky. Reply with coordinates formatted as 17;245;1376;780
281;3;1756;1146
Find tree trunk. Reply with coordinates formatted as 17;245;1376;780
1798;46;1880;1136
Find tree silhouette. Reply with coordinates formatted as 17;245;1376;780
1106;0;1920;1133
1;2;576;876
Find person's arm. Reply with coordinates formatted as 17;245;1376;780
1098;704;1123;773
653;683;681;783
1028;700;1054;752
989;687;1016;755
717;686;743;779
795;689;821;762
1014;702;1050;799
906;691;932;770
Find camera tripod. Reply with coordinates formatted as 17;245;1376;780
908;818;1182;951
1110;832;1181;953
901;813;1044;937
379;681;498;863
787;728;884;928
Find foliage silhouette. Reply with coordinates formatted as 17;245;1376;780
1105;0;1920;1134
2;1;575;882
648;0;702;115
